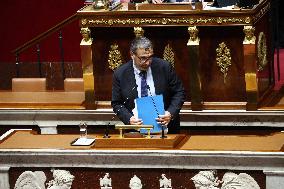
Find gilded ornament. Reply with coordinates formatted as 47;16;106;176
134;19;140;25
189;18;195;25
253;3;270;24
217;17;222;24
87;17;248;27
80;27;93;45
134;27;144;38
163;44;175;67
243;26;256;44
108;19;114;25
81;19;87;26
108;44;123;71
187;26;200;46
257;32;268;71
216;42;232;84
245;17;251;24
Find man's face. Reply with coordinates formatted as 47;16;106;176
132;48;153;71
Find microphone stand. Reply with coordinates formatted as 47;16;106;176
104;119;112;138
160;125;167;139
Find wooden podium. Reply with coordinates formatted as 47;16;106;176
77;0;274;111
1;130;284;189
0;130;187;149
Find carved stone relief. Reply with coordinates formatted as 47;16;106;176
14;171;46;189
100;173;112;189
159;174;172;189
129;175;143;189
191;170;260;189
14;169;74;189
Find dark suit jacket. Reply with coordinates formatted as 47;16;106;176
111;57;185;134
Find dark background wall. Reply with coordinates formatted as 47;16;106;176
0;1;84;89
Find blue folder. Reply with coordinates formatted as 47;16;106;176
135;94;165;133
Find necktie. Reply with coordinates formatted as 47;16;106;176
140;71;148;97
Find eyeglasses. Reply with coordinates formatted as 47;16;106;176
135;54;153;64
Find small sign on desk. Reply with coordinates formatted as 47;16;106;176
71;138;95;146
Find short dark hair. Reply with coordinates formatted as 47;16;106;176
130;37;153;54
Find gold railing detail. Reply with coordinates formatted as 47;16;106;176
163;44;175;67
216;42;232;84
108;44;123;70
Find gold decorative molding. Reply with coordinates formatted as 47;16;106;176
257;32;268;71
163;44;175;67
253;2;270;24
216;42;232;84
80;27;93;45
108;44;123;70
187;26;199;46
134;27;144;38
84;17;250;27
243;26;256;44
81;19;88;26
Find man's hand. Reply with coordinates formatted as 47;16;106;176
156;111;172;126
129;116;143;125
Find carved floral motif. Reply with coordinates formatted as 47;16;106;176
108;43;123;70
216;42;232;84
163;44;175;67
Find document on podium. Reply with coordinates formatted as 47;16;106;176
135;94;165;133
71;138;95;146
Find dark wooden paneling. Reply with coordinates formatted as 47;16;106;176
91;27;191;101
199;26;246;102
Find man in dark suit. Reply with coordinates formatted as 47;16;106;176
111;37;185;134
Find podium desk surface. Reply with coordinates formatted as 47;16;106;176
0;130;283;152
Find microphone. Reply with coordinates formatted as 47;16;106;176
104;85;138;138
146;85;167;139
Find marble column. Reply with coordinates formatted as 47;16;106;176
0;167;10;189
264;170;284;189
